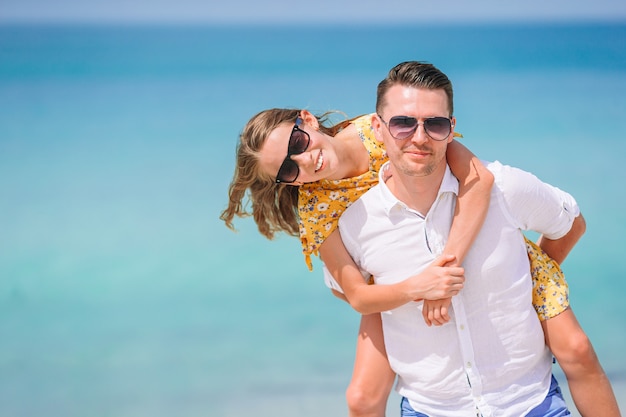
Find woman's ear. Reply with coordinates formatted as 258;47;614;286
281;180;304;186
371;113;384;141
300;109;319;130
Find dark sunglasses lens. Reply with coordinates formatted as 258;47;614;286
424;117;451;140
389;116;418;139
289;129;309;154
276;159;299;183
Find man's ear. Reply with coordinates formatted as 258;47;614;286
300;109;319;130
449;116;457;143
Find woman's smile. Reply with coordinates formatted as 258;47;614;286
315;150;324;172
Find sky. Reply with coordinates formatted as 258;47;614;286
1;0;626;24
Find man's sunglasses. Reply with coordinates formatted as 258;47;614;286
378;115;452;141
275;117;311;184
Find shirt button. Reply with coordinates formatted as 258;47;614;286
459;324;465;330
466;362;472;368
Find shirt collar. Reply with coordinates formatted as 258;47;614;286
377;161;460;216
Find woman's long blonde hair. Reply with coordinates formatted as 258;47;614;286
220;108;352;239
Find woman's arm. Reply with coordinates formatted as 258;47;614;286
321;230;465;315
421;140;494;326
445;140;494;264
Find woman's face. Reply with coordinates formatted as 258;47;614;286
258;113;335;184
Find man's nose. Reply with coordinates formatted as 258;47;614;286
411;123;429;145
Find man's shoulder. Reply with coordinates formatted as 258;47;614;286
484;159;536;176
484;160;508;175
484;160;535;191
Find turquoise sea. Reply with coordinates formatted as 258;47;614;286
1;23;625;416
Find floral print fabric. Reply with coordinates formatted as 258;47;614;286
297;114;568;319
298;114;386;270
526;238;569;320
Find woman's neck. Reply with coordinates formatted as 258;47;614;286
330;124;370;180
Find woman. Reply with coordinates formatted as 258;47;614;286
221;108;620;417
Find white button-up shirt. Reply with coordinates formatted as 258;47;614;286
337;160;579;417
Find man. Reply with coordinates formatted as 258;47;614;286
335;61;583;416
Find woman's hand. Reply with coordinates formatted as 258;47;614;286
422;298;452;326
403;254;465;301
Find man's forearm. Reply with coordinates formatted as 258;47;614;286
537;214;586;264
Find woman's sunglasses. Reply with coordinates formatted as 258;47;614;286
275;117;311;184
378;114;452;141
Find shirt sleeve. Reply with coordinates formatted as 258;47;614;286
336;200;374;283
490;160;580;240
322;264;344;293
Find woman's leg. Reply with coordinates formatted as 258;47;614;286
542;308;621;417
346;313;396;417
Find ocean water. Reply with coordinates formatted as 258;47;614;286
0;23;625;416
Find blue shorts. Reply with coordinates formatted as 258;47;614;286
400;374;570;417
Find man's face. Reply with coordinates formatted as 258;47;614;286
374;84;455;179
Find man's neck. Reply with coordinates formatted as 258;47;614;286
385;163;447;216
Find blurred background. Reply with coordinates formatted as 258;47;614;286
1;1;625;416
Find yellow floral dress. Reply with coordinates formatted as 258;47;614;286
525;239;569;320
298;114;387;270
297;114;569;321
